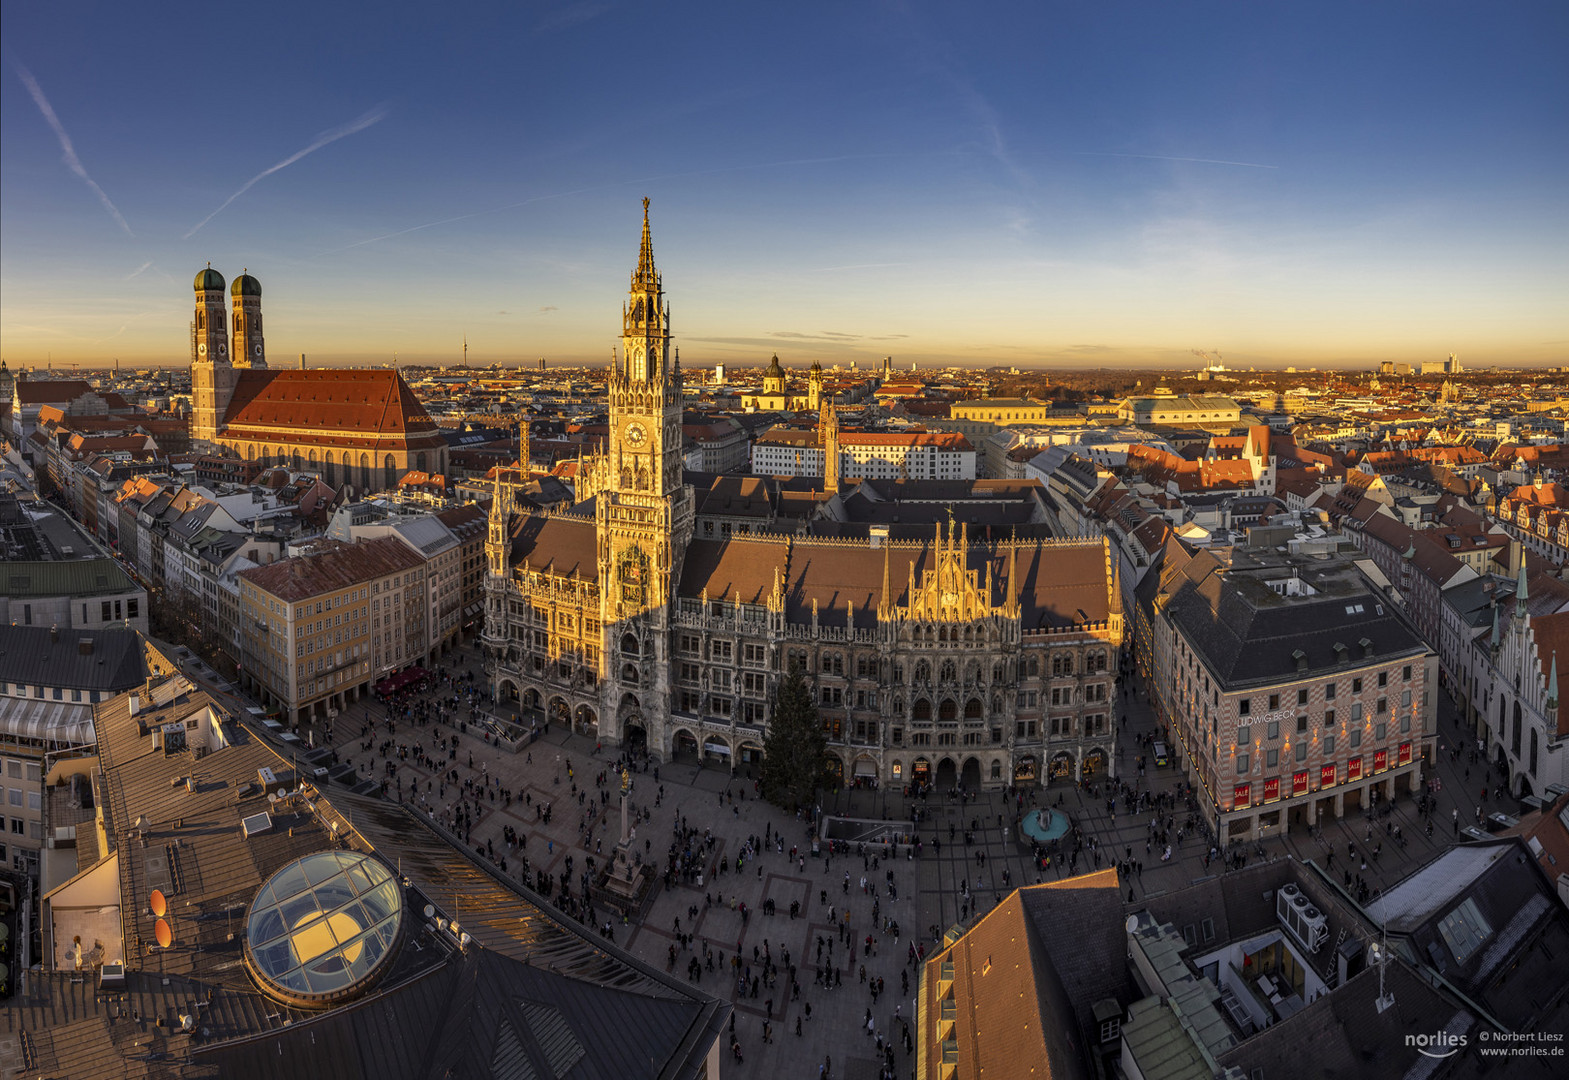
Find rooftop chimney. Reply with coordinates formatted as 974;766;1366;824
79;637;93;656
50;624;59;644
299;353;307;370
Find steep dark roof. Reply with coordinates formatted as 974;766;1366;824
0;625;146;692
1160;546;1427;687
676;535;1112;631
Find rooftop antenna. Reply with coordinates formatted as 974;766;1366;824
1373;918;1396;1013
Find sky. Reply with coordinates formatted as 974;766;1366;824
2;2;1566;371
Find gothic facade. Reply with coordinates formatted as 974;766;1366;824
483;202;1123;790
189;267;448;491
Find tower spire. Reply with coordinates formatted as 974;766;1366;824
634;196;657;289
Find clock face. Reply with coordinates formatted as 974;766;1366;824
625;422;647;447
217;343;227;357
254;344;263;356
198;343;208;356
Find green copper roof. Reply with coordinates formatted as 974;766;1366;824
231;272;261;298
194;267;226;292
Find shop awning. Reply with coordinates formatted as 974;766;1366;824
375;666;430;695
0;698;96;747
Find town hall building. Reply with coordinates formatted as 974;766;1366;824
483;201;1123;790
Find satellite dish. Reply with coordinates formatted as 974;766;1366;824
1125;915;1139;934
423;904;435;919
267;792;278;805
150;890;167;918
154;918;173;949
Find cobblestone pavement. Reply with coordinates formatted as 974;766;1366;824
277;643;1498;1080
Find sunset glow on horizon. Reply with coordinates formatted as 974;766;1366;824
2;3;1565;371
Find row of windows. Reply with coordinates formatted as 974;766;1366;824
1236;715;1411;773
3;684;103;703
1237;666;1415;715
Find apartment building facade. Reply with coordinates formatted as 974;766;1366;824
238;537;428;726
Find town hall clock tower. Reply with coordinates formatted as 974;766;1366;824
597;199;693;751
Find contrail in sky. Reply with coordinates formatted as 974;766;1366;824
1078;152;1278;170
15;66;134;236
185;105;388;238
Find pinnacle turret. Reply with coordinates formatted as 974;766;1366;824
632;196;658;291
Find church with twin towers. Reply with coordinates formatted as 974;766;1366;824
484;199;1123;792
188;265;448;489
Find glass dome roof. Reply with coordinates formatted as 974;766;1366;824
244;850;403;1004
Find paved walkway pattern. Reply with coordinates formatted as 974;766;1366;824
175;640;1504;1080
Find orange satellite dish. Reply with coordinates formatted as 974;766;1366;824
154;918;173;949
150;889;167;918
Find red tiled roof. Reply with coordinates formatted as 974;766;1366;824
221;370;445;449
239;536;424;601
14;380;92;404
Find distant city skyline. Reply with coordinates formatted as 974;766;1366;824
2;3;1565;370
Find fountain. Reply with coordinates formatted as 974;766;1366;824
1020;807;1069;844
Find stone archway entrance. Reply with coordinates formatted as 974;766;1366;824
912;758;931;787
822;755;844;785
961;757;982;791
1014;755;1038;783
625;722;648;754
935;758;957;789
1083;748;1108;777
574;704;598;737
673;729;699;760
1049;751;1075;782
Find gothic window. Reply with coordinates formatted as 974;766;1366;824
621;633;639;657
940;660;956;683
621;663;639;685
1530;727;1539;775
913;699;931;722
964;698;983;720
416;452;428;474
914;660;930;684
939;699;957;722
1512;701;1522;756
384;454;396;490
360;453;371;490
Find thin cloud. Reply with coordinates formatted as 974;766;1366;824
535;2;611;34
14;66;133;236
185;105;389;238
125;261;155;280
1078;152;1278;170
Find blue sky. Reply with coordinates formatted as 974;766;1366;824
2;2;1565;369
